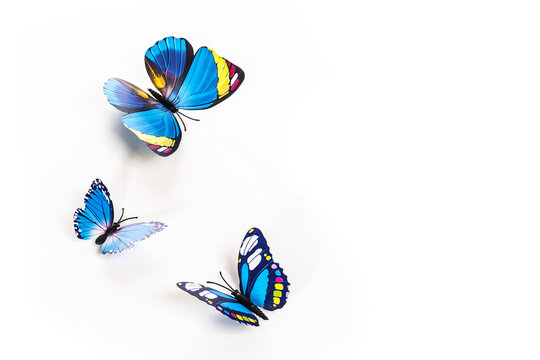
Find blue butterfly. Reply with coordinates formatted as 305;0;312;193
104;36;245;156
177;228;290;326
73;179;166;254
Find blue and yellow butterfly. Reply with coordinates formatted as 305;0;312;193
104;36;245;156
73;179;167;254
177;228;290;326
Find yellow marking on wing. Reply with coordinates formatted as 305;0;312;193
125;82;149;99
154;76;166;89
137;88;149;98
275;284;284;290
125;126;175;147
145;59;166;89
273;290;282;297
209;48;230;98
273;297;280;305
249;229;254;233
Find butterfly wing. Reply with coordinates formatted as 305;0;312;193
100;222;167;254
145;37;194;100
74;179;114;242
238;228;290;311
103;78;160;113
121;108;181;156
172;46;245;110
104;78;182;156
177;282;259;326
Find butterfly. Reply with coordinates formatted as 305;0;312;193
103;36;245;156
73;179;167;254
177;228;290;326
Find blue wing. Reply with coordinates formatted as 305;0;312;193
177;282;259;326
74;179;114;242
145;37;194;101
103;78;160;113
238;228;290;311
104;78;181;156
172;46;245;110
121;108;181;156
100;222;167;254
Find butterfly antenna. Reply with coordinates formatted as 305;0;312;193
118;216;138;224
206;281;233;293
175;113;187;132
219;271;235;291
177;111;200;122
117;208;138;224
118;208;125;222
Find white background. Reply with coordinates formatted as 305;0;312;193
4;0;540;359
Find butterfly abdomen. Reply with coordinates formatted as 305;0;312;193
148;88;178;113
95;223;120;245
232;290;268;320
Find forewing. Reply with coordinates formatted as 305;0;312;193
121;108;181;156
103;78;160;113
177;282;259;326
173;46;245;110
145;37;194;100
100;222;166;255
238;228;290;311
74;179;114;241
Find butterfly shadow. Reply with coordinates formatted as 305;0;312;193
99;246;160;283
213;313;253;330
109;114;154;158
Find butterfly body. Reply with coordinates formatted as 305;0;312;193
147;88;178;113
74;179;166;254
94;222;120;245
104;36;245;156
177;228;289;326
230;289;268;320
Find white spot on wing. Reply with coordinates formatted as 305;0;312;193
247;248;262;270
185;283;202;291
199;290;218;299
240;235;259;256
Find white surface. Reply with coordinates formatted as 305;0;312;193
5;1;540;359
